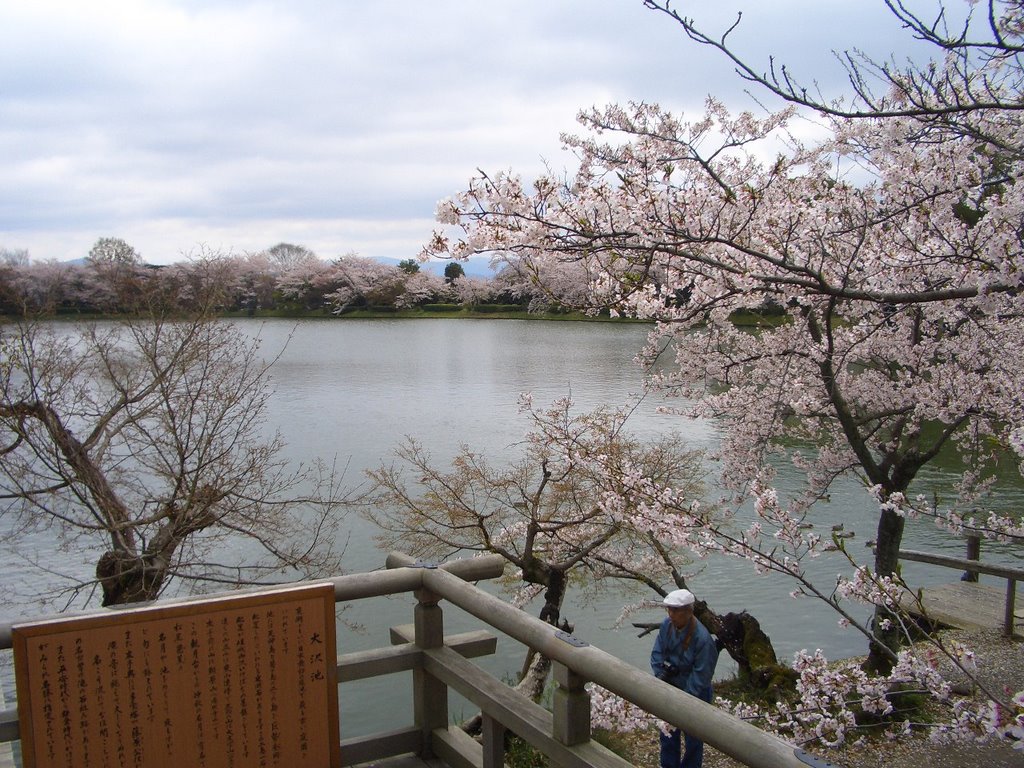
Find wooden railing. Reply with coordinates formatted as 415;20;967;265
0;553;830;768
898;542;1023;637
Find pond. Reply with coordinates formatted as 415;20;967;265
2;317;1021;737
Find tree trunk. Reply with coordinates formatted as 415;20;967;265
636;601;795;694
519;568;568;681
514;651;552;700
538;569;565;625
97;550;167;606
864;505;907;673
697;603;796;693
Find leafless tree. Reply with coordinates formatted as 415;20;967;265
0;309;351;608
264;243;319;273
0;248;29;267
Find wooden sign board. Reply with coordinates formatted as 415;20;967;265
12;582;340;768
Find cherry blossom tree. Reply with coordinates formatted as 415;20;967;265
451;274;496;306
275;256;342;311
263;242;319;273
395;269;448;308
641;0;1024;137
78;237;152;312
87;237;141;267
0;259;73;315
423;0;1024;745
428;0;1024;657
156;250;254;312
0;248;29;267
491;252;597;313
231;251;280;311
0;256;144;317
324;254;406;313
365;397;712;688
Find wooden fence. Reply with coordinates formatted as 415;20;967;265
0;553;832;768
898;535;1022;637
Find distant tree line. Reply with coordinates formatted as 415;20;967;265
0;238;594;318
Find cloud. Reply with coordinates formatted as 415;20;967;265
0;0;934;264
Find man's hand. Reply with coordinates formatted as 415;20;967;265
655;660;679;680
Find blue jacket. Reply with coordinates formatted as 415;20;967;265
650;616;718;702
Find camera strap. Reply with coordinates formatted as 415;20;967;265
673;617;695;653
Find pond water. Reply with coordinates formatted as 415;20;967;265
250;318;1024;735
2;317;1021;737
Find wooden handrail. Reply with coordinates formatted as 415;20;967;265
897;548;1024;581
414;563;814;768
0;552;827;768
895;546;1020;637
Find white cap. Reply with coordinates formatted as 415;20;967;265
661;589;695;608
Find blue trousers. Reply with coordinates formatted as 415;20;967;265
659;683;711;768
659;726;703;768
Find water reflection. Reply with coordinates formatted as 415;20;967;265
246;318;1022;733
1;318;1020;737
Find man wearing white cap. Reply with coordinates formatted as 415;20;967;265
650;588;719;768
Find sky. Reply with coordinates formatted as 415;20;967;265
1;0;942;266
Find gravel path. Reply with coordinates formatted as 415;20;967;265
626;629;1023;768
711;629;1023;768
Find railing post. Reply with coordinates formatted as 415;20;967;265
481;713;506;768
413;586;448;757
1005;579;1017;638
551;661;590;746
961;534;981;582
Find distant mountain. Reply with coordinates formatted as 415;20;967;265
375;256;496;278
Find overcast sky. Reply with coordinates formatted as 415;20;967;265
1;1;941;265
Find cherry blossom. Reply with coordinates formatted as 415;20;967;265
424;0;1024;746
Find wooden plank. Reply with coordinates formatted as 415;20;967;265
0;674;14;768
338;644;422;682
423;645;636;768
0;707;18;743
350;757;442;768
341;726;421;766
339;629;497;683
431;724;492;768
390;625;498;657
902;582;1023;631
